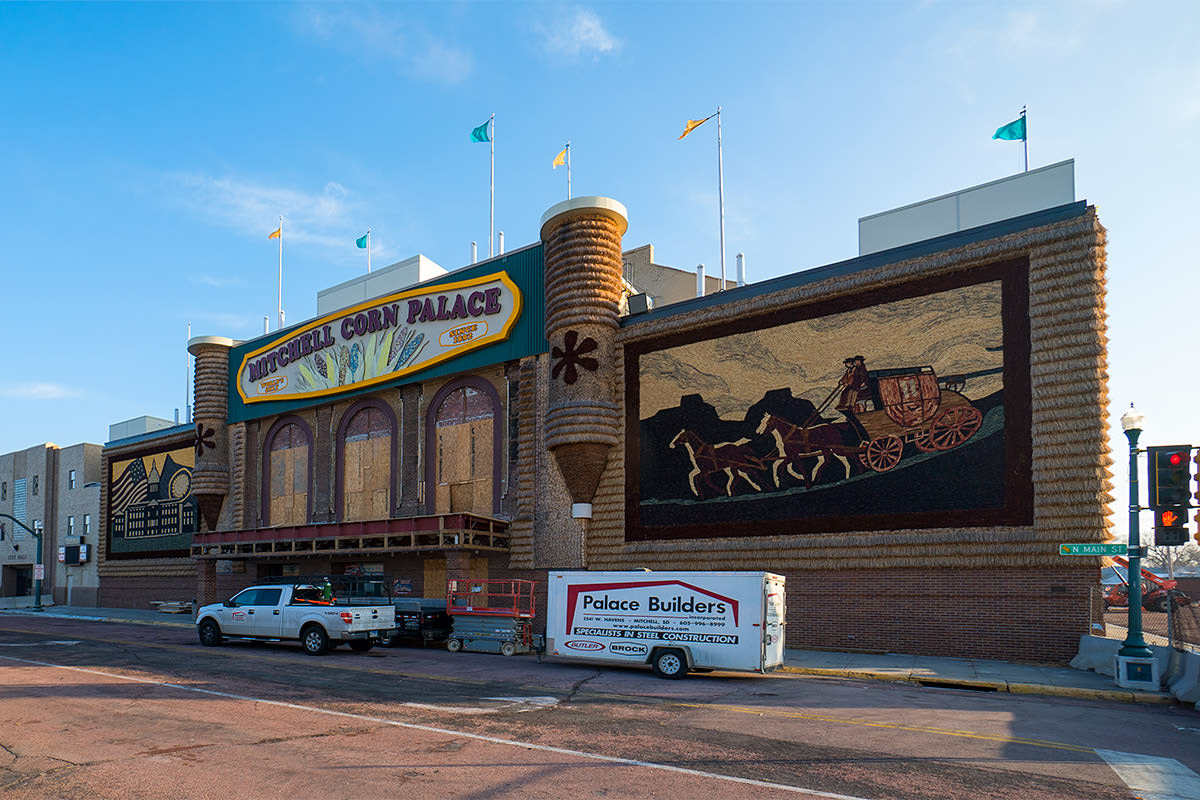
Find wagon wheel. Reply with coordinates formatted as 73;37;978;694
913;429;938;453
927;405;983;451
860;435;903;472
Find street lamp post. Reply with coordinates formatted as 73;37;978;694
0;512;44;612
1118;404;1152;658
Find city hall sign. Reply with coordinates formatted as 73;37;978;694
236;271;522;404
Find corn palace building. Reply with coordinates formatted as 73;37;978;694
98;160;1111;661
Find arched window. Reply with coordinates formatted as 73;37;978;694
338;401;395;522
427;379;499;516
263;418;311;527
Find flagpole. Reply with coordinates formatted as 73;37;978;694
1021;105;1028;172
277;215;283;331
567;141;572;200
367;228;372;274
716;106;726;290
186;321;191;424
489;113;495;258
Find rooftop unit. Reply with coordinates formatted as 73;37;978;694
858;159;1075;256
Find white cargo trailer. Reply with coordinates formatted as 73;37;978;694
545;570;786;678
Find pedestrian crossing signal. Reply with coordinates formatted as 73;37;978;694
1154;506;1188;546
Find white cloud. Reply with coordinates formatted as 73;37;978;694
165;173;358;249
193;274;246;289
298;6;471;83
536;8;620;59
1;383;80;400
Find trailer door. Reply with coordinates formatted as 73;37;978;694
762;576;786;669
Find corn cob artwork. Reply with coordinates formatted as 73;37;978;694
238;271;520;402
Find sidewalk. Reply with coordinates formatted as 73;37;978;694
0;605;1172;705
778;648;1171;705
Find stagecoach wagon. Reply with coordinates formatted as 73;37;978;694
845;366;982;472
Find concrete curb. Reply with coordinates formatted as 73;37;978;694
779;665;1174;704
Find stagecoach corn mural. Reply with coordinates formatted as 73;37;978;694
636;279;1013;530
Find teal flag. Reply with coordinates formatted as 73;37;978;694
993;116;1026;141
470;119;491;143
356;233;368;249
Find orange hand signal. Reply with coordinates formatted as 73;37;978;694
1162;510;1179;527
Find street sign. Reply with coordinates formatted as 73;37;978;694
33;563;45;580
1058;543;1127;556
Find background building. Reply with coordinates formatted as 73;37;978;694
0;441;101;607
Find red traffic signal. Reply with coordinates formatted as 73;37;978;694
1148;445;1194;507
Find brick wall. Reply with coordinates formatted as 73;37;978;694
779;566;1094;662
100;575;197;609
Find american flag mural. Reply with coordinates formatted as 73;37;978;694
111;458;149;518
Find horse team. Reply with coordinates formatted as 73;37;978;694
668;413;858;500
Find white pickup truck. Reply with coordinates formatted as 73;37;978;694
196;581;398;655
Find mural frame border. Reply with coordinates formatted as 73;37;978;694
103;436;199;561
623;256;1033;542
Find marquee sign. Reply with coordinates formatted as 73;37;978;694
236;271;522;404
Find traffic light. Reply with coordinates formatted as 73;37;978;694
1154;507;1189;545
1148;445;1193;507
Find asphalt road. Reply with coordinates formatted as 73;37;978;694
1;616;1198;799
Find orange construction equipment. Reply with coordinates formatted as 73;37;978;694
1104;555;1190;612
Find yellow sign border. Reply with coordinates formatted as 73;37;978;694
235;271;523;405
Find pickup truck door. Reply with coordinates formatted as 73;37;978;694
247;587;285;637
220;588;259;636
221;588;285;637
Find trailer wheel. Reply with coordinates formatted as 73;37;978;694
446;637;463;652
500;641;517;657
652;648;687;679
301;624;329;656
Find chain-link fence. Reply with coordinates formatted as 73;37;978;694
1089;586;1199;652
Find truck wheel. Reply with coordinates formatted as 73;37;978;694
500;641;517;657
1152;596;1170;613
301;624;329;656
348;640;374;652
446;637;463;652
198;619;223;647
652;648;687;679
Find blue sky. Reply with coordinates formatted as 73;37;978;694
1;2;1196;538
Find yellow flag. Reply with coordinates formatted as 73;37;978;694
678;117;709;140
268;227;281;239
552;147;567;169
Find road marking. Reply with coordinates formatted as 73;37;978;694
0;622;1109;757
1096;748;1200;800
483;695;561;710
0;653;878;800
0;640;81;646
676;701;1097;754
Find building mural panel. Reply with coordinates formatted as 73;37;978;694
626;260;1032;540
106;443;197;558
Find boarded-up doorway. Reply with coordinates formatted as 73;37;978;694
432;386;494;516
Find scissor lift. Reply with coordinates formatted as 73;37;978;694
445;578;540;656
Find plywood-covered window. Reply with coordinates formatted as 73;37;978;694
433;386;494;516
341;405;392;522
267;421;309;526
